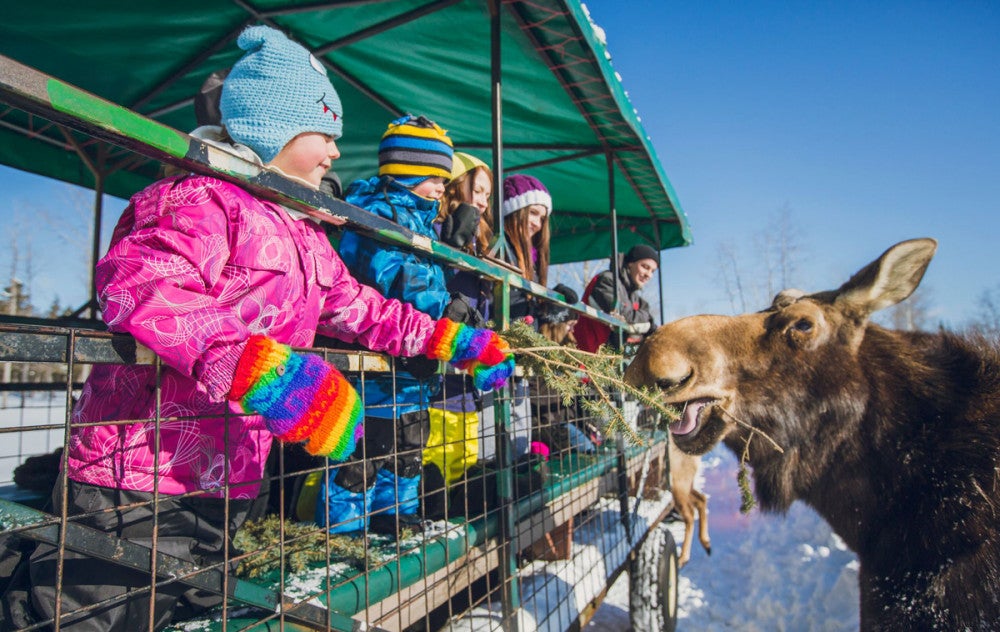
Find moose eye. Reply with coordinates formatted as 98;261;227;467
792;319;813;333
656;371;691;392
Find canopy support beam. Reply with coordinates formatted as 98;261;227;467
54;128;104;321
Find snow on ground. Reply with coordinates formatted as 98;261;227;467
0;393;67;484
587;446;860;631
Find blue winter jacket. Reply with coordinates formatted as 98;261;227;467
339;176;450;417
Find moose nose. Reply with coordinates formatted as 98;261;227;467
625;342;695;392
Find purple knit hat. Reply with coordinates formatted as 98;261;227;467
502;174;551;218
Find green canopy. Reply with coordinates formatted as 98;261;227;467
0;0;691;263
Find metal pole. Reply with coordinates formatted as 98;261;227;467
490;1;520;627
490;0;505;260
607;153;619;311
606;152;633;541
88;164;105;320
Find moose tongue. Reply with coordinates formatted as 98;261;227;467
671;398;711;436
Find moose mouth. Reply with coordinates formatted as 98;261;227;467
670;397;716;436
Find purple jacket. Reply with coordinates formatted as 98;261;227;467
67;176;437;498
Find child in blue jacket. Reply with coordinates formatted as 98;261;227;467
319;114;456;536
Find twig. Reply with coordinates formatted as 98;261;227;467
720;408;784;454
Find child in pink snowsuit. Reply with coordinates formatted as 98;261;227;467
25;25;514;632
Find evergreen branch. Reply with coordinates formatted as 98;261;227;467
499;321;681;444
233;516;374;578
738;433;757;514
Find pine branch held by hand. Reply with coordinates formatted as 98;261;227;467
498;321;680;443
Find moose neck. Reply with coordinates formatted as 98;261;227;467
727;326;999;558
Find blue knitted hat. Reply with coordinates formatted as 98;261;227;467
221;26;343;163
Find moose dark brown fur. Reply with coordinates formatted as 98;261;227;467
625;239;1000;630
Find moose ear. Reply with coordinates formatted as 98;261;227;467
835;238;938;316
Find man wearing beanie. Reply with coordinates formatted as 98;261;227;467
321;114;456;537
575;243;660;352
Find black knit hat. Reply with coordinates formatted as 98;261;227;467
624;244;659;265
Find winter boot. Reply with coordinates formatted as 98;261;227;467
369;468;423;536
315;477;371;535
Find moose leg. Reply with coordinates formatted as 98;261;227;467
669;440;709;568
672;485;696;568
691;488;712;556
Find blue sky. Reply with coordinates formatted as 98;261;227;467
581;0;1000;326
3;1;999;327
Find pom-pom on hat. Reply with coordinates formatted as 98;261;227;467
221;25;343;163
378;115;454;181
450;152;489;181
502;174;551;217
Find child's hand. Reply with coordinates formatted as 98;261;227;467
229;336;363;460
439;203;480;249
423;319;516;391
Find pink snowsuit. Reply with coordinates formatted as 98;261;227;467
67;175;437;498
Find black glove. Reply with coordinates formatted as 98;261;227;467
398;354;440;380
320;171;343;199
443;293;486;328
440;203;480;249
553;283;579;304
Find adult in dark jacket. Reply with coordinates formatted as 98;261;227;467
575;244;659;353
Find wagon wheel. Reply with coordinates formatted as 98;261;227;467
629;523;679;632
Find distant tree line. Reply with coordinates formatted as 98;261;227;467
710;206;965;334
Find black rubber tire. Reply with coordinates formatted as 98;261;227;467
629;523;679;632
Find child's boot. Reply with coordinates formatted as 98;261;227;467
316;472;372;534
369;468;424;536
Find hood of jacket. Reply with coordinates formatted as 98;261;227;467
345;175;440;238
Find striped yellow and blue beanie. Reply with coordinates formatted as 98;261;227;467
378;115;453;181
221;25;343;163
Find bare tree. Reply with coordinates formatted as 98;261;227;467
882;286;935;331
2;214;35;316
714;240;749;313
550;259;599;295
714;208;806;314
966;284;1000;335
33;187;95;294
767;204;801;296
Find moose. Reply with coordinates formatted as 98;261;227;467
667;441;710;568
625;238;1000;630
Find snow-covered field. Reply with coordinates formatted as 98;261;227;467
588;447;860;631
0;392;68;484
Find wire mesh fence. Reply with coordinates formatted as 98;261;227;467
0;324;673;631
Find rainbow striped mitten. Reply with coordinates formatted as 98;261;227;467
229;336;363;460
424;319;516;391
